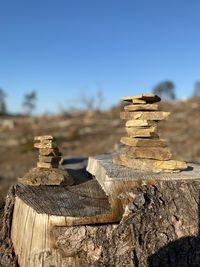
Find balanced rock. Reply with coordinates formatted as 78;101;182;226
120;137;167;147
126;126;158;138
34;135;54;141
34;135;62;169
34;142;56;149
121;93;161;103
124;146;172;160
39;155;62;163
125;120;156;127
37;162;59;168
113;93;187;173
39;148;61;156
113;153;187;173
120;111;170;121
18;167;74;186
18;135;74;185
124;104;158;111
132;99;146;104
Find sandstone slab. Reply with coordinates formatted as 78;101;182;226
88;154;199;181
126;126;158;138
34;142;56;149
124;104;158;111
125;120;156;127
132;99;146;104
121;93;161;103
124;146;172;160
154;160;188;172
18;167;74;186
39;155;62;163
120;111;170;120
113;153;187;173
120;137;167;147
39;148;60;156
37;162;59;168
34;135;54;141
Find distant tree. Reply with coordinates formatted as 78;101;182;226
153;81;176;100
96;89;105;111
22;90;37;115
79;89;105;111
80;92;95;111
0;88;7;115
193;81;200;98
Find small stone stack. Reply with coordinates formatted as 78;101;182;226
113;93;187;173
34;135;62;169
18;135;74;186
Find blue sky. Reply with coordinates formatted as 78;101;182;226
0;0;200;114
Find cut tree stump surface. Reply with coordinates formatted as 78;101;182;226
87;154;200;182
15;180;111;217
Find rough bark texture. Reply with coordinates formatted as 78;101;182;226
53;224;133;267
51;178;200;267
0;185;18;267
119;180;200;267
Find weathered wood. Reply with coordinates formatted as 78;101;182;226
10;193;115;267
87;155;199;219
11;176;119;266
15;180;111;217
3;155;200;267
11;197;69;267
51;172;200;266
10;157;119;267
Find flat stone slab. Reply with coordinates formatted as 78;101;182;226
18;167;73;186
120;111;170;120
87;154;200;182
124;103;158;111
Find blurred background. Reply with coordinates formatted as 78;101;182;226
0;0;200;223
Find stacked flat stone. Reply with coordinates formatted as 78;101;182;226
113;93;187;173
34;135;62;168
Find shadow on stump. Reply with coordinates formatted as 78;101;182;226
148;236;200;267
148;193;200;267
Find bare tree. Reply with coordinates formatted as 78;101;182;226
153;81;176;100
0;88;7;115
22;90;37;115
80;93;95;111
96;89;105;110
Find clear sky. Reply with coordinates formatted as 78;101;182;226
0;0;200;114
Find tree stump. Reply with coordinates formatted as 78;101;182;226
1;155;200;266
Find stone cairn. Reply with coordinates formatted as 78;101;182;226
113;93;187;173
34;135;62;168
18;135;74;186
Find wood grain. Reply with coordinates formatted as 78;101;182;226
15;180;111;217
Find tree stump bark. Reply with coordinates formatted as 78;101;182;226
1;155;200;267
